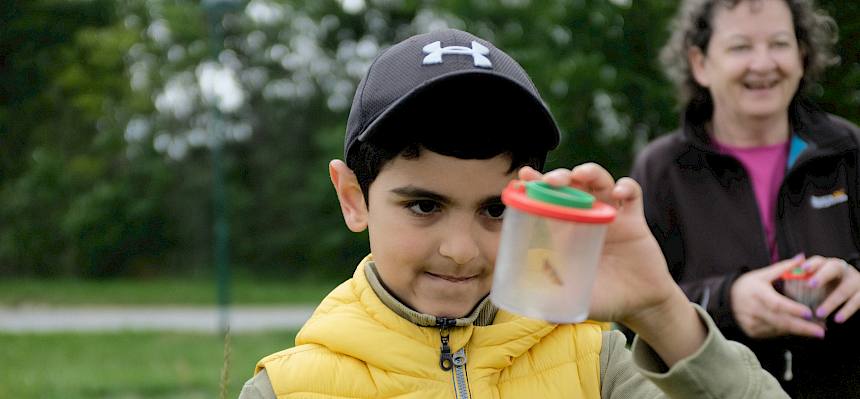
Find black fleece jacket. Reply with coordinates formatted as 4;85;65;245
632;104;860;399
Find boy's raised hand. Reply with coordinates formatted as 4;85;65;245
518;163;706;366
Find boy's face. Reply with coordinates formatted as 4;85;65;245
333;150;516;318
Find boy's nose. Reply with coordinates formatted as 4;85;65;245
438;224;480;266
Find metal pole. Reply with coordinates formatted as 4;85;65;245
201;3;241;398
202;0;238;335
212;118;230;334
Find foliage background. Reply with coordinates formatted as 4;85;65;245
2;0;858;280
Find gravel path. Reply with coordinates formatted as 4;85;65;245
0;305;315;333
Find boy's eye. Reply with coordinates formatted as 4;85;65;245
407;200;440;215
483;203;506;220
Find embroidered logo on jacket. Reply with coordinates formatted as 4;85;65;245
810;189;848;209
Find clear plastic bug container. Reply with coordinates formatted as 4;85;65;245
781;267;827;320
491;181;616;323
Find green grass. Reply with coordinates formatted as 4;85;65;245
0;278;341;306
0;330;297;399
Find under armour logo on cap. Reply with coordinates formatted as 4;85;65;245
422;40;492;68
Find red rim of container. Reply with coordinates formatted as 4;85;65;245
781;267;813;281
502;180;616;223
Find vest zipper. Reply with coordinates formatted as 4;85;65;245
451;348;471;399
436;317;472;399
437;317;456;371
783;349;793;381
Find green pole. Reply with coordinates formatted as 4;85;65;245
202;0;239;334
212;118;229;334
201;6;241;398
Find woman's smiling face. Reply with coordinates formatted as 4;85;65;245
691;0;804;123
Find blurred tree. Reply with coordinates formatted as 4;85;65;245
0;0;174;277
1;0;113;180
816;1;860;122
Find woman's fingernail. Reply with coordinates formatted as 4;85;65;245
803;310;813;320
793;253;805;261
816;330;825;338
835;314;845;323
808;278;818;287
816;307;827;318
801;261;813;270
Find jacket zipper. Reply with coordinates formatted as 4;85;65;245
436;317;471;399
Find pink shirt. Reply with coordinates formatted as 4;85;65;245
714;139;789;262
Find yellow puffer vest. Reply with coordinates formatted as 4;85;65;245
257;258;604;398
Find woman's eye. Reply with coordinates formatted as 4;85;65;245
483;203;506;219
407;200;440;215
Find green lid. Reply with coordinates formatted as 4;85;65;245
524;181;594;209
782;266;811;281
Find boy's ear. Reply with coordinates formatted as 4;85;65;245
329;160;368;232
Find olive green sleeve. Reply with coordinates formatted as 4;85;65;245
237;369;277;399
600;304;788;398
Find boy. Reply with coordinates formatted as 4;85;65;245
239;29;786;398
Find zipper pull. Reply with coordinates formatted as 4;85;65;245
436;317;456;371
783;350;793;381
439;333;453;370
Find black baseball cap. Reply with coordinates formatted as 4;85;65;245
343;29;561;167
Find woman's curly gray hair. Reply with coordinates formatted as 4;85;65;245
660;0;839;111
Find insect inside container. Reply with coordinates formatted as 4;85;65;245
781;267;827;323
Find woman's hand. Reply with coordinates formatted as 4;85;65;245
519;164;704;366
731;255;825;338
803;256;860;324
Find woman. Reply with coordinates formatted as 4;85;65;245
632;0;860;397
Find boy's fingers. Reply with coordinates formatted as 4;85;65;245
612;177;643;211
570;163;615;202
517;166;543;181
542;168;573;186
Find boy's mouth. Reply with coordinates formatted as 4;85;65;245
425;272;478;283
